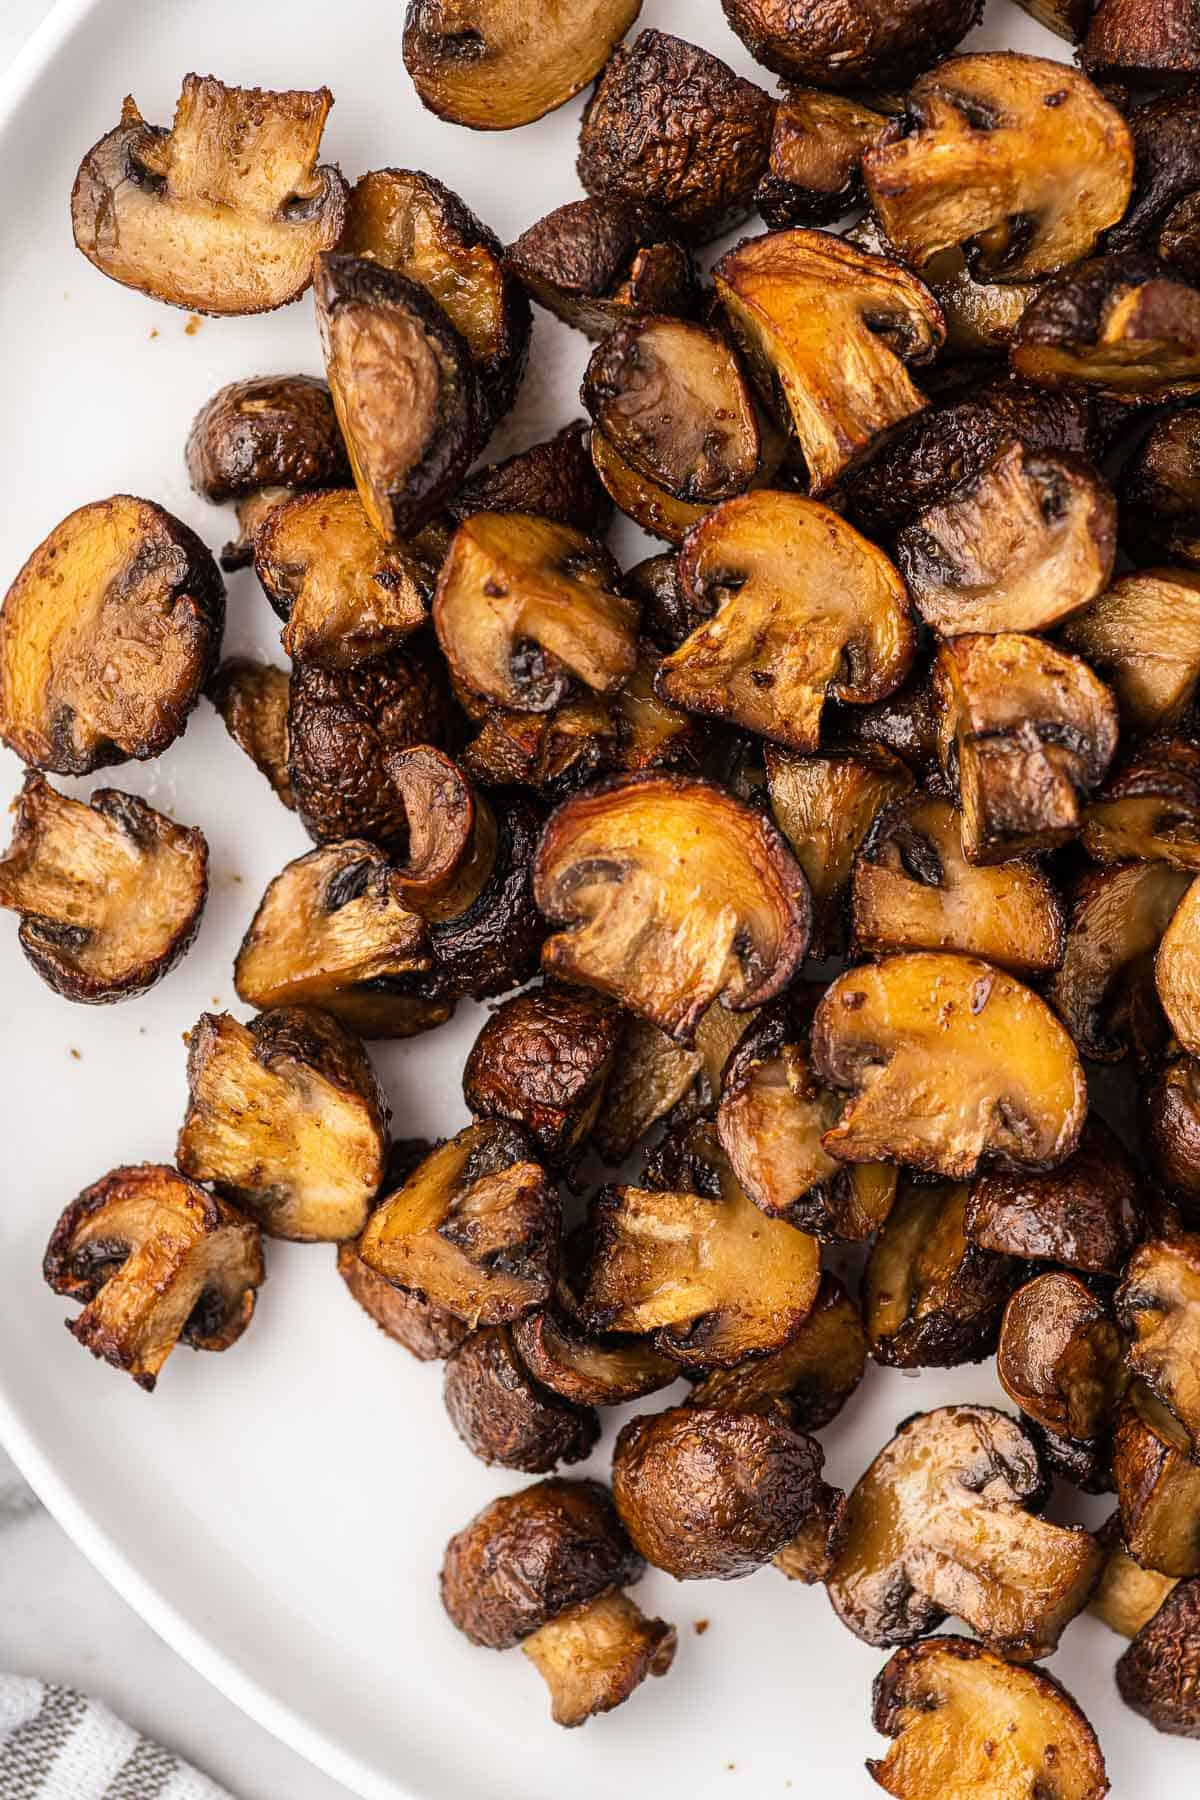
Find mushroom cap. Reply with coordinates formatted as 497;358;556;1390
443;1326;600;1473
1117;1234;1200;1455
723;0;982;88
966;1115;1143;1274
1116;1578;1200;1737
185;374;348;503
504;198;698;340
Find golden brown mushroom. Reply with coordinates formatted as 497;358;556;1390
1117;1236;1200;1458
337;1163;470;1361
185;375;348;505
383;747;498;924
43;1164;264;1390
1084;736;1200;870
724;0;982;87
1060;568;1200;738
686;1272;866;1433
755;91;889;227
1156;874;1200;1053
1014;254;1200;399
1148;1055;1200;1221
1050;861;1190;1065
588;428;711;545
71;77;347;314
1090;1520;1180;1638
206;660;293;808
1113;1385;1200;1576
1014;0;1091;33
504;199;698;340
966;1116;1143;1275
0;497;224;776
442;1326;600;1472
0;774;207;1003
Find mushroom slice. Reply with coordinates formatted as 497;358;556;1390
462;693;616;794
1117;1236;1200;1457
999;1271;1125;1444
612;1403;831;1580
724;0;983;87
511;1308;677;1408
687;1272;866;1432
176;1007;389;1243
0;496;224;775
206;660;293;808
71;77;347;315
756;91;888;228
853;794;1064;975
1116;1577;1200;1738
404;0;642;132
185;375;348;504
43;1164;264;1390
1049;862;1189;1064
450;422;612;536
713;230;943;495
234;841;441;1039
966;1116;1143;1276
253;490;436;669
417;790;547;1005
716;1000;898;1241
918;248;1039;356
657;493;914;752
504;199;697;340
1148;1056;1200;1219
0;774;207;1003
610;644;701;775
1157;874;1200;1054
934;634;1119;864
589;1016;703;1166
588;429;710;545
827;1405;1102;1657
825;652;942;779
534;773;811;1042
1090;1522;1180;1637
440;1479;675;1728
868;1637;1109;1800
1084;736;1200;870
1060;569;1200;738
896;443;1116;637
581;318;761;506
577;30;775;245
813;954;1087;1180
314;253;485;542
433;512;637;713
1121;407;1200;568
864;1180;1023;1370
862;54;1132;285
1114;1386;1200;1576
443;1326;600;1473
579;1131;821;1367
384;747;498;924
1014;255;1200;400
462;982;623;1167
1083;0;1200;81
359;1121;558;1325
338;1181;469;1360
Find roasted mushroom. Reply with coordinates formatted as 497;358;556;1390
1116;1577;1200;1738
713;229;943;494
206;659;293;808
510;1306;677;1408
314;254;486;542
1121;408;1200;567
462;982;623;1168
588;429;711;545
1117;1235;1200;1458
1060;569;1200;737
176;1007;389;1242
589;1015;704;1166
0;496;224;775
1049;861;1189;1063
440;1479;675;1728
43;1164;264;1390
862;54;1133;284
868;1637;1109;1800
813;954;1087;1179
934;633;1119;863
71;77;347;314
185;375;348;504
359;1121;557;1325
686;1272;866;1433
852;793;1066;974
577;30;775;245
337;1237;468;1360
966;1116;1143;1275
1014;254;1200;399
404;0;643;131
1148;1055;1200;1220
1113;1385;1200;1576
896;443;1116;637
825;651;943;779
864;1180;1023;1369
534;773;811;1042
578;1125;821;1368
656;492;914;752
417;789;547;1003
461;694;614;794
612;1402;833;1581
217;486;293;574
443;1325;600;1472
1090;1521;1180;1637
449;423;612;535
1014;0;1092;34
233;840;443;1039
432;512;636;713
0;774;207;1003
1157;874;1200;1053
998;1271;1125;1451
1084;736;1200;870
1106;92;1200;276
1083;0;1200;82
504;200;697;340
755;91;889;228
724;0;982;87
383;746;497;923
827;1405;1102;1658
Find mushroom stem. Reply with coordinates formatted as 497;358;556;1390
522;1590;677;1727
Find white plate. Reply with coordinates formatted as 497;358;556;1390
0;3;1188;1795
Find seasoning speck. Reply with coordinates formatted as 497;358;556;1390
68;1048;81;1061
185;315;202;336
148;328;159;340
694;1619;710;1636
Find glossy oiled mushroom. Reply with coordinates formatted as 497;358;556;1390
1117;1236;1200;1459
533;773;811;1042
337;1160;469;1361
359;1121;558;1326
934;634;1119;863
1113;1386;1200;1576
1156;875;1200;1053
442;1325;600;1473
416;790;548;1006
1148;1056;1200;1221
404;0;643;131
862;54;1132;283
1060;569;1200;738
43;1164;264;1391
965;1116;1143;1276
868;1637;1109;1800
713;230;943;495
440;1479;676;1728
813;954;1087;1180
656;492;914;752
1121;408;1200;567
1013;255;1200;400
383;747;498;924
895;443;1117;637
0;497;224;776
504;199;697;341
724;0;982;87
71;76;347;314
510;1306;677;1409
461;692;615;793
0;775;207;1003
755;91;889;227
1084;736;1200;870
588;428;711;545
176;1007;390;1243
185;375;348;504
449;423;612;535
852;793;1065;975
1050;862;1190;1065
206;660;294;808
686;1273;867;1433
827;1405;1102;1658
998;1272;1125;1450
588;1015;703;1166
577;30;775;244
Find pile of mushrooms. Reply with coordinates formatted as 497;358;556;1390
14;0;1200;1778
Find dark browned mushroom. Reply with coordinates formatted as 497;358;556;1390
416;789;547;1003
443;1326;600;1472
1060;569;1200;738
461;690;616;794
824;651;943;779
1084;735;1200;870
206;660;294;808
1083;0;1200;82
1049;861;1189;1064
43;1164;264;1390
449;423;613;535
966;1116;1143;1275
510;1305;678;1408
1105;92;1200;276
337;1238;468;1360
1148;1055;1200;1222
1121;409;1200;568
504;199;698;339
1156;873;1200;1052
589;1015;704;1166
686;1272;866;1433
1013;254;1200;399
724;0;982;87
755;91;889;227
462;982;623;1167
217;486;294;574
185;375;348;505
1116;1577;1200;1737
1113;1384;1200;1575
998;1271;1125;1452
0;774;207;1003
